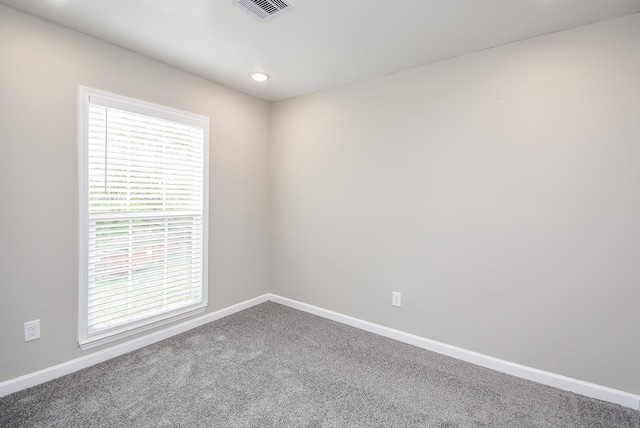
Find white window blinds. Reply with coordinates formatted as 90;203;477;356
78;87;208;349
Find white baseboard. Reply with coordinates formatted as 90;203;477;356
267;294;640;411
3;293;639;412
0;294;269;398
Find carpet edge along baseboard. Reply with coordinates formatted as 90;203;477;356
1;293;639;411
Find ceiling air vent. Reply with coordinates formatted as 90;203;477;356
232;0;295;22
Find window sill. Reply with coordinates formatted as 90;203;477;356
78;304;207;351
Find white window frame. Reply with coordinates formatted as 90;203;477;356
78;86;209;350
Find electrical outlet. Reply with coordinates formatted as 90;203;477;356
24;320;41;342
392;292;401;307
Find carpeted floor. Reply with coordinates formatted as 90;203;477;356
1;302;638;427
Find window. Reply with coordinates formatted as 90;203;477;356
78;87;208;350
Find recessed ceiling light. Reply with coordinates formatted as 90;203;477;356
251;72;269;82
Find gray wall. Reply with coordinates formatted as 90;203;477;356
271;13;640;394
0;6;270;382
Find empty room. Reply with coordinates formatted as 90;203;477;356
1;0;639;426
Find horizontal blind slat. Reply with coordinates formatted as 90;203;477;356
88;293;200;327
89;251;202;279
88;265;201;303
88;268;201;310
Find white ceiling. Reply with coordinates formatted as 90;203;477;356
2;0;640;102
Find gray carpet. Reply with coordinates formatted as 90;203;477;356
1;302;638;427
